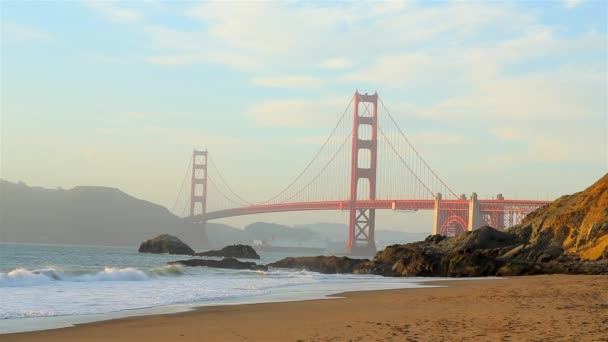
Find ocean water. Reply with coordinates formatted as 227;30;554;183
0;243;446;333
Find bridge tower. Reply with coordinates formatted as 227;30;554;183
348;91;378;255
190;149;209;247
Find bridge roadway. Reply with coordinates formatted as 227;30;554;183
194;199;551;221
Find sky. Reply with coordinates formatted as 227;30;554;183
1;0;607;232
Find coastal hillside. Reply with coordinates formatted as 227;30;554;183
509;173;608;260
0;180;182;246
0;180;231;248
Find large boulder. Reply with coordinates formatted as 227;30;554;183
437;226;524;251
169;257;267;271
195;244;260;259
138;234;194;255
369;242;443;276
268;256;369;274
359;227;539;277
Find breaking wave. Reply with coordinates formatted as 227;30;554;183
0;265;185;288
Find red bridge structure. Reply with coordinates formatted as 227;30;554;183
175;92;550;254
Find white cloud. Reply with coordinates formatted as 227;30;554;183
143;26;262;70
317;58;355;70
342;52;458;87
137;1;605;172
86;2;142;22
142;2;533;72
410;132;466;145
248;98;350;128
145;54;203;67
3;24;52;41
477;29;604;66
184;2;335;57
564;0;585;9
415;66;605;119
491;128;523;142
251;76;322;88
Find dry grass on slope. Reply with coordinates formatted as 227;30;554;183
510;173;608;260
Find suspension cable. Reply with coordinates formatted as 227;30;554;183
171;155;193;213
208;157;253;205
377;125;435;197
279;131;353;203
207;175;250;207
378;96;459;199
181;194;190;217
257;95;355;204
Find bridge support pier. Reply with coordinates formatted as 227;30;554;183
432;193;442;235
347;91;378;255
349;208;377;255
190;149;209;248
467;192;484;231
491;193;505;229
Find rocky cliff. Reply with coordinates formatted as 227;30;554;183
508;173;608;261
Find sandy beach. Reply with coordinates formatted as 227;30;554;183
3;274;606;341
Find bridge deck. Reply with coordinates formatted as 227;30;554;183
194;199;551;221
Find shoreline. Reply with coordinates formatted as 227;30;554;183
3;274;607;341
0;275;456;334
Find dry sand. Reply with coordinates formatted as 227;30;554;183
3;275;607;341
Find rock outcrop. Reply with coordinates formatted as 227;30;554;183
358;227;532;277
269;226;608;277
169;257;267;271
138;234;195;255
508;173;608;261
268;256;368;274
195;244;260;259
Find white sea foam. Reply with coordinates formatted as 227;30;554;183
0;267;309;319
0;268;57;287
0;266;441;325
0;266;186;288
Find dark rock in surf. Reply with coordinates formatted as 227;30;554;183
169;257;267;271
195;244;260;259
138;234;195;255
268;256;369;274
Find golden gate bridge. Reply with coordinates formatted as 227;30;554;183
172;92;550;254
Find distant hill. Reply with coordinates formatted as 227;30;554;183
509;173;608;260
298;222;429;248
0;180;179;246
245;222;322;241
0;180;227;249
206;223;252;248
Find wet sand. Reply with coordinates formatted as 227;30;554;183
3;275;607;341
